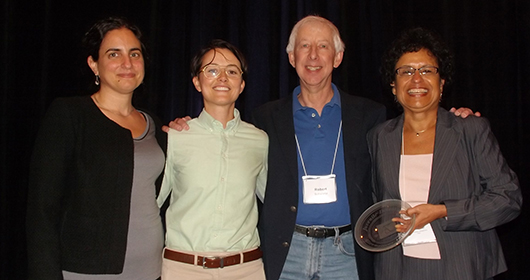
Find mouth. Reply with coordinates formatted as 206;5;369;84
407;88;428;96
118;73;136;78
306;66;322;71
213;86;230;91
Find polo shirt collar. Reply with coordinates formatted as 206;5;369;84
292;83;342;114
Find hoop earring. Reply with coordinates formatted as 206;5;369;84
95;75;100;86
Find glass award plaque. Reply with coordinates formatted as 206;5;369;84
354;199;415;252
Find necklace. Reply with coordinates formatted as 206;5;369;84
415;129;427;137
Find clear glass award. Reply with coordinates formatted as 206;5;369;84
354;199;416;252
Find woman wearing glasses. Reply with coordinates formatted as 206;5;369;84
157;39;268;279
367;27;521;280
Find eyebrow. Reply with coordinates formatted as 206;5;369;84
104;47;142;54
204;63;240;67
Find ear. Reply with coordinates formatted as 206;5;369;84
440;79;445;91
288;52;296;68
87;56;98;75
333;51;344;68
239;80;246;94
390;82;396;95
192;76;202;92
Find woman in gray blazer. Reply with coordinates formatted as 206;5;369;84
367;27;522;280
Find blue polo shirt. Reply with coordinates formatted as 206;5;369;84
292;83;351;227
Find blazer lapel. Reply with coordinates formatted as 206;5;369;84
379;116;403;200
429;108;461;202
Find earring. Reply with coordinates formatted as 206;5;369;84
95;75;100;86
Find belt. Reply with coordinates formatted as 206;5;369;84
294;224;351;238
163;247;262;269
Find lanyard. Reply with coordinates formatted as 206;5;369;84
295;121;342;176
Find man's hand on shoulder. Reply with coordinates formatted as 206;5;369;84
162;116;192;133
449;107;481;118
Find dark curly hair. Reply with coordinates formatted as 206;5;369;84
82;16;146;62
381;27;453;86
190;39;248;81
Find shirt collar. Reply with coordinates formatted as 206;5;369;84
292;83;342;114
197;108;241;132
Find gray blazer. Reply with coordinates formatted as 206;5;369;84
367;107;522;280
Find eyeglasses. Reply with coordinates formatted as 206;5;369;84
395;66;439;77
199;64;243;79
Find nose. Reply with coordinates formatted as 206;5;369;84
122;56;132;68
217;70;228;81
411;69;423;82
309;46;318;60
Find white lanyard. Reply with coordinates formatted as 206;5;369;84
295;121;342;204
295;121;342;176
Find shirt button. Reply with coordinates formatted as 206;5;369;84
282;242;289;247
317;124;321;128
290;206;297;212
311;113;316;118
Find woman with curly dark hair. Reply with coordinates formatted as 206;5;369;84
368;27;521;280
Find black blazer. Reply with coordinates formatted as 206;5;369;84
251;89;386;280
26;96;167;279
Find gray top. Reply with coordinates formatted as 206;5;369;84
63;112;165;280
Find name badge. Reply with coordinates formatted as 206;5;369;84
302;174;337;204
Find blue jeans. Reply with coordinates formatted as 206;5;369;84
279;228;358;280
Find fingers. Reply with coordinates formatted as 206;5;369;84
167;116;191;131
392;217;415;233
162;125;170;133
451;107;481;118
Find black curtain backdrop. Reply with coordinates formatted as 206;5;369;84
2;1;529;279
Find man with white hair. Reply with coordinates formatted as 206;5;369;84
251;15;385;280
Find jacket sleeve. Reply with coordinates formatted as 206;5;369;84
27;99;75;280
444;117;522;231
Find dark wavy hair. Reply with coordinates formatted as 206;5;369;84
381;27;453;86
82;16;146;62
190;39;248;81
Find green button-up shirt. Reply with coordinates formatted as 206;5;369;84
157;108;268;252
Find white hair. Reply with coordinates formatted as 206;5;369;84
285;15;345;54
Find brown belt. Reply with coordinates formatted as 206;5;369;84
163;247;262;269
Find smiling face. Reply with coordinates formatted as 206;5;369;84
392;48;445;114
87;28;144;95
192;48;245;111
288;20;343;91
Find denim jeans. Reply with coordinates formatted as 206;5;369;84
279;228;358;280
